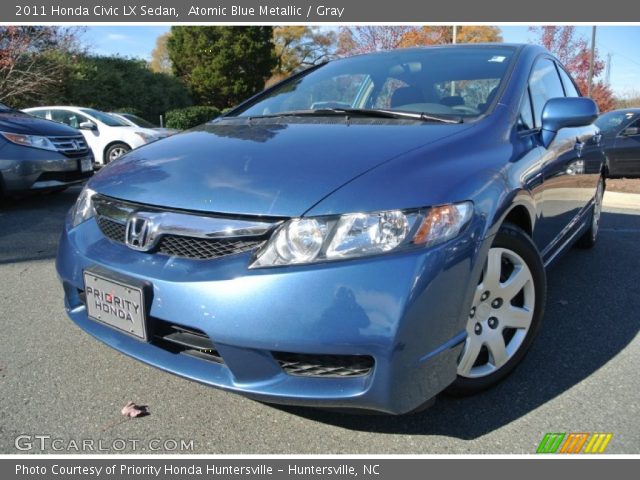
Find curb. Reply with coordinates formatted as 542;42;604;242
603;191;640;211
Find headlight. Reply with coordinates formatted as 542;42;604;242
70;187;97;228
0;131;57;152
250;202;473;268
135;132;160;143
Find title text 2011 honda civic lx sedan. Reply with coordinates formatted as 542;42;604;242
56;44;605;414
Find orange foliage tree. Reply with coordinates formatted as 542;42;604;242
337;26;502;55
399;26;502;47
530;26;614;112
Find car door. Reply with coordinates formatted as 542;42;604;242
556;63;603;212
50;109;102;164
610;117;640;177
529;58;599;256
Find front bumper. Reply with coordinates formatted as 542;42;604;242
0;143;93;193
56;213;485;414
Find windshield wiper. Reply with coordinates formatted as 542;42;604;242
246;108;463;124
318;108;462;124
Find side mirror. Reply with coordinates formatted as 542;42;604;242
622;126;639;136
79;121;97;131
540;97;599;147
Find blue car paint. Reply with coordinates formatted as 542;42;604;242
56;44;604;414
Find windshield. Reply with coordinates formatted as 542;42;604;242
79;108;130;127
121;113;157;129
595;111;638;135
233;46;516;119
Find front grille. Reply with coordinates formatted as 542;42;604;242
37;169;93;183
97;217;126;243
49;136;90;157
93;195;273;261
152;320;223;364
273;352;374;378
96;216;264;260
157;235;262;260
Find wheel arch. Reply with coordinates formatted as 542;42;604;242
502;204;534;236
485;191;537;241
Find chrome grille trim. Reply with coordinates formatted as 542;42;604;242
49;135;90;155
93;195;278;239
93;195;280;260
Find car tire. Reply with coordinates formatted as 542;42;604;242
446;223;546;396
105;143;131;164
576;176;605;249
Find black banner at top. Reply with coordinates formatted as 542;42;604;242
3;0;640;22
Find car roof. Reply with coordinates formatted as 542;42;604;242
25;106;88;110
600;108;640;115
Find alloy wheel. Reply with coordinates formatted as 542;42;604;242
458;247;535;378
109;146;128;162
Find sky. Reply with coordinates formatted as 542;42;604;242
82;25;640;97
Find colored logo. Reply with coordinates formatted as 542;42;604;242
536;432;613;454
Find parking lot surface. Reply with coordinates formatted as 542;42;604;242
0;186;638;454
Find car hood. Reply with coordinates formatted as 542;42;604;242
0;111;80;136
89;119;471;217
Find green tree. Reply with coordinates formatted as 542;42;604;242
60;55;191;122
167;26;276;108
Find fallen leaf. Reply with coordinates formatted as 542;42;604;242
121;401;149;418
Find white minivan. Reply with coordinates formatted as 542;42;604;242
24;106;164;165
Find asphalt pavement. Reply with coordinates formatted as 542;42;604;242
0;186;638;454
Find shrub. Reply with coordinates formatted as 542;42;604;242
165;106;221;130
59;55;191;122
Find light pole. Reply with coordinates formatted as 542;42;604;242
587;26;596;97
451;26;457;95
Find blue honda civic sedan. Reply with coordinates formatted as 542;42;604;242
57;44;605;414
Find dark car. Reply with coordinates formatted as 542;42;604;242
595;108;640;177
0;102;94;198
57;44;605;414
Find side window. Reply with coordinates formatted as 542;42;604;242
625;118;640;135
50;110;89;129
29;109;48;119
557;66;581;97
529;58;566;127
518;90;535;131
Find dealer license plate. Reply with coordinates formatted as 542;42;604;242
83;271;147;340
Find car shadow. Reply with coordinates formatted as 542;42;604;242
0;186;82;264
270;210;640;439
